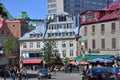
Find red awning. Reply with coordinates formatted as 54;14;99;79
22;59;42;64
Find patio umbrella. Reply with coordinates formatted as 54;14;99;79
80;62;90;65
93;58;113;63
92;58;104;62
69;61;77;65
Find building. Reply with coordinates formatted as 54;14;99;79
18;12;44;32
0;19;28;65
47;0;113;15
19;23;46;67
45;12;80;59
80;0;120;55
19;12;80;67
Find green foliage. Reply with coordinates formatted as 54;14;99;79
0;6;7;18
63;57;69;65
42;40;60;65
2;38;19;54
81;55;87;62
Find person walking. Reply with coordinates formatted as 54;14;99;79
22;68;27;80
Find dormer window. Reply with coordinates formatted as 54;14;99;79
30;34;33;38
62;32;66;37
48;33;51;37
58;16;66;21
36;34;40;38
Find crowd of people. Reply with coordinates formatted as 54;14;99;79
0;65;27;80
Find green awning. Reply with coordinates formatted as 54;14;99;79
74;54;113;62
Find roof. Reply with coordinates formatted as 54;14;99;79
81;1;120;24
19;23;46;40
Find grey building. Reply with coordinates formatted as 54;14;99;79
47;0;113;15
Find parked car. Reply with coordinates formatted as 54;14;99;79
112;67;120;80
82;67;115;80
38;68;51;79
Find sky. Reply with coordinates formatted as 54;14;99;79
1;0;47;19
0;0;117;20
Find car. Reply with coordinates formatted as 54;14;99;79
82;67;115;80
38;68;51;79
112;67;120;80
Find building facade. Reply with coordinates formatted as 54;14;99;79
47;0;113;15
80;0;120;55
19;13;80;67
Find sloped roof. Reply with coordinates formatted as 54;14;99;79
81;1;120;24
103;0;120;10
19;23;46;40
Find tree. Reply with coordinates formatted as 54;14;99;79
62;57;69;66
2;38;19;55
42;40;60;65
0;5;7;18
81;54;87;62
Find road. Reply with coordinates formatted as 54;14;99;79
0;70;82;80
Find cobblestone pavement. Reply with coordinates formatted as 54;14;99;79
0;70;82;80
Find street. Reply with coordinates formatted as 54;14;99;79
0;70;82;80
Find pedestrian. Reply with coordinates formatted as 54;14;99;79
10;67;16;80
22;68;27;80
69;65;72;73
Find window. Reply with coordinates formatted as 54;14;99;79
62;32;66;37
55;41;58;48
70;50;73;56
62;50;66;57
37;42;40;48
36;34;40;38
30;42;33;48
69;32;74;36
62;41;66;47
13;25;15;27
101;24;105;32
55;33;58;37
101;39;105;49
111;23;116;31
48;33;51;37
84;27;87;33
23;42;27;48
112;38;116;49
92;39;95;49
85;40;88;49
70;41;73;47
47;0;56;3
58;16;66;21
30;34;33;38
92;25;95;32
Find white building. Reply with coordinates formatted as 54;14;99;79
19;13;80;66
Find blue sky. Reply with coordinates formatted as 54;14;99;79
1;0;47;19
0;0;117;19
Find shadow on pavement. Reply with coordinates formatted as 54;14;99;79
27;73;38;78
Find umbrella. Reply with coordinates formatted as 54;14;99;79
69;61;77;65
92;58;104;62
93;58;113;63
80;62;90;65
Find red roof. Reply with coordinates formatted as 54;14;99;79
81;1;120;24
99;11;119;21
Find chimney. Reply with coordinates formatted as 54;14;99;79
106;0;109;10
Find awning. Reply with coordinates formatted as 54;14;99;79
75;54;113;62
22;59;42;64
